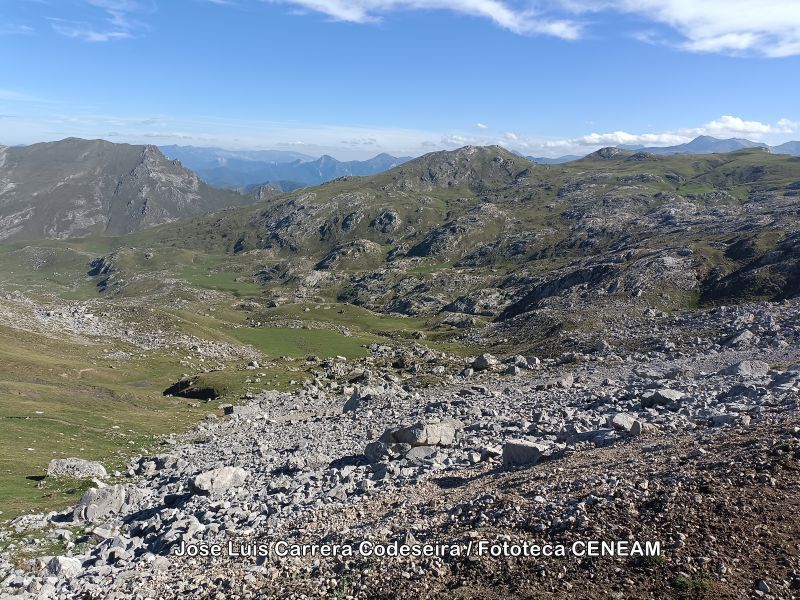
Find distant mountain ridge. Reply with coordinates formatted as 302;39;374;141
529;135;800;164
159;145;316;166
160;145;412;189
0;138;251;242
527;155;581;164
621;135;770;154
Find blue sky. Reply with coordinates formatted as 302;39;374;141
1;0;799;158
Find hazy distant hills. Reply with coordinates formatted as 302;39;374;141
160;145;412;189
159;145;316;166
529;135;800;164
526;155;581;164
773;141;800;155
622;135;770;154
0;138;250;241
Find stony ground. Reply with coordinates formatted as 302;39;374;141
1;299;799;599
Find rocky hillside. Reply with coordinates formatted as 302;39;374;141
112;145;800;347
2;297;798;598
0;138;249;241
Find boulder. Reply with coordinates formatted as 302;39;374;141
526;356;541;368
654;388;685;402
641;388;685;408
472;353;498;371
535;373;574;390
223;404;259;417
405;446;438;462
365;422;456;463
724;329;757;347
610;413;638;432
509;355;528;368
47;458;107;480
502;440;551;469
190;467;249;496
73;484;145;523
365;441;390;463
723;360;769;378
709;414;738;427
386;422;455;447
44;556;83;579
595;339;612;352
343;386;379;412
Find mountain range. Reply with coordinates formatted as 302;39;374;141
3;142;799;600
160;145;412;189
123;143;800;327
529;135;800;164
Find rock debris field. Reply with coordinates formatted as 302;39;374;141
1;300;800;599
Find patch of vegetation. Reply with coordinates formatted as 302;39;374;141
0;324;229;519
407;261;454;275
630;554;667;568
672;575;714;597
230;326;370;360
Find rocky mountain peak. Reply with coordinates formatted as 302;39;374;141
589;147;634;160
0;138;253;241
385;145;532;191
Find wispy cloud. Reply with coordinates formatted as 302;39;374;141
341;137;380;146
265;0;583;39
260;0;800;56
0;23;35;36
50;19;132;42
0;89;52;104
558;0;800;57
50;0;154;42
32;0;800;55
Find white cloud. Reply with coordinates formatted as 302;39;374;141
560;0;800;57
441;134;477;146
3;111;799;161
340;137;379;146
529;115;799;155
776;118;800;132
261;0;800;56
0;89;52;104
0;24;34;36
50;20;133;42
476;122;488;129
684;115;800;139
696;115;774;137
567;131;690;148
266;0;583;39
40;0;799;56
51;0;153;42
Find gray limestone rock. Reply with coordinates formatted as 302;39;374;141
502;440;552;469
47;458;107;480
190;467;249;496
